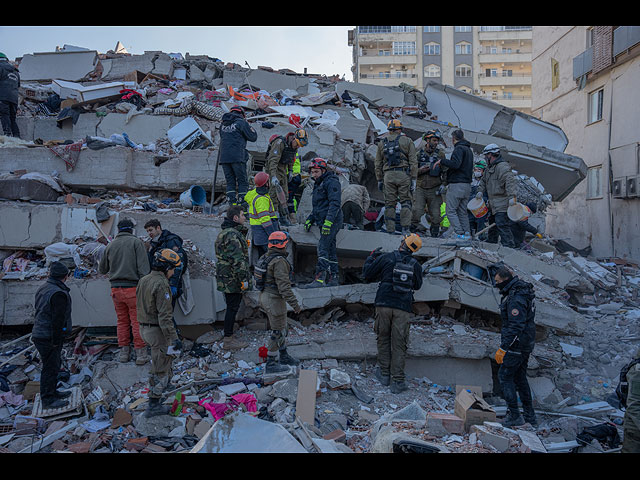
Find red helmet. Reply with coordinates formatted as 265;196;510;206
309;157;327;170
268;231;290;249
230;105;245;116
254;172;269;187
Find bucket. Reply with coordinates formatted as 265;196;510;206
507;202;532;222
180;185;206;208
467;197;488;218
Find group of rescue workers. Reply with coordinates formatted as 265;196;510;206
28;103;640;450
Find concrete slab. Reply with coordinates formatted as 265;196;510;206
336;81;406;107
405;357;493;393
0;202;61;248
96;113;172;146
246;69;310;96
19;50;99;82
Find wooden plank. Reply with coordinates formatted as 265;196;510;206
295;369;318;425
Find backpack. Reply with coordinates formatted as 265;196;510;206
616;357;640;409
253;253;290;291
392;251;416;294
266;135;296;166
383;136;407;167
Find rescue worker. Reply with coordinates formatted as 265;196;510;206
32;262;73;409
98;218;150;365
491;264;537;427
375;119;418;235
245;172;279;258
622;349;640;453
411;129;446;238
468;160;488;238
137;249;183;418
219;105;257;207
0;52;20;138
302;158;343;288
363;234;424;394
265;129;308;227
287;151;302;224
509;202;543;248
215;205;251;351
257;231;302;374
341;182;370;230
475;144;517;248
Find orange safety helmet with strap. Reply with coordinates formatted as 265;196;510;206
268;231;290;249
309;157;328;171
403;233;422;253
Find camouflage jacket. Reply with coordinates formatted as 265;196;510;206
215;218;250;293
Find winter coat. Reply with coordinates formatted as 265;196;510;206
214;218;250;293
309;170;342;225
262;248;300;311
417;145;446;189
0;60;20;104
136;271;177;342
32;277;72;344
478;156;517;213
98;231;150;287
219;112;257;164
341;184;370;212
498;276;536;353
441;139;473;184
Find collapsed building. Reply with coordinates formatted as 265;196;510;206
1;45;638;453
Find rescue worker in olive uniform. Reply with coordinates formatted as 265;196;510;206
245;172;279;258
287;151;302;224
411;129;446;238
622;350;640;453
137;249;183;418
363;234;424;394
375;119;418;235
215;205;251;351
492;264;537;427
476;144;518;248
264;129;308;227
302;158;343;288
257;231;302;374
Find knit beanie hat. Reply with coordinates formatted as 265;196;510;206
50;261;70;279
117;218;134;231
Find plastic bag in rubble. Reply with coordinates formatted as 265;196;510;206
44;242;81;267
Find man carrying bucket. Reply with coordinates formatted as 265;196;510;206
468;160;489;238
475;144;517;248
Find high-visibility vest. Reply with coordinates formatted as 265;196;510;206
289;152;301;175
245;189;277;227
440;202;450;228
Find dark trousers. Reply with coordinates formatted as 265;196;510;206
342;201;364;229
487;212;515;248
0;101;20;137
498;351;534;414
33;338;63;402
223;292;243;337
221;162;249;205
288;174;302;213
316;213;343;277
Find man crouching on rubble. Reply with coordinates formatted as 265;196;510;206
363;234;423;394
136;249;183;418
492;264;537;427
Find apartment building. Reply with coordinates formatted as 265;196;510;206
531;26;640;261
348;26;532;113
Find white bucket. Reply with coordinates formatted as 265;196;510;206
467;197;488;218
507;202;532;222
180;185;206;208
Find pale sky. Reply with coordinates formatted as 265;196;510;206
0;26;355;78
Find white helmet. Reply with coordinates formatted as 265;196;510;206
482;143;501;156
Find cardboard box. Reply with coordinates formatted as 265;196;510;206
454;385;496;432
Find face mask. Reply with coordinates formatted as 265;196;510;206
474;170;483;178
495;278;511;290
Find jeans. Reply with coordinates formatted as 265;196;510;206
487;212;516;248
223;292;243;337
222;162;249;204
0;101;20;137
32;338;63;403
498;351;534;414
316;213;343;277
445;183;471;234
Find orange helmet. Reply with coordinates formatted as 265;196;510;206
293;128;308;148
403;233;422;253
254;171;269;187
268;231;290;249
309;157;327;171
388;119;402;130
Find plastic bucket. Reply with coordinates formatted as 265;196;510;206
467;197;488;218
507;202;532;222
180;185;206;208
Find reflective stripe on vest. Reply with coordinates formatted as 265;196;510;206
246;190;276;226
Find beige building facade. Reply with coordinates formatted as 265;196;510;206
531;26;640;261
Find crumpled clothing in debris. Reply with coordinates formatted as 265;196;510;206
199;393;257;420
153;99;224;121
0;391;24;408
47;140;83;171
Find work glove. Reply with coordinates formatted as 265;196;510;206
509;197;517;206
304;217;314;232
271;176;280;187
321;219;333;235
535;233;543;239
170;286;178;297
475;192;483;199
241;281;250;291
494;348;506;364
370;247;383;258
378;181;384;192
167;338;183;356
411;179;417;193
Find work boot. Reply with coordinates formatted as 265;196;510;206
502;409;525;427
118;346;131;363
430;224;440;238
374;367;390;386
390;381;408;394
145;397;170;418
279;348;299;366
42;397;69;410
302;272;328;289
279;213;291;227
522;405;538;427
265;356;290;374
135;348;149;365
326;274;339;287
54;389;72;399
222;335;249;351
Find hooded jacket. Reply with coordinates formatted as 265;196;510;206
219;111;257;164
498;276;536;353
441;139;473;184
148;229;187;293
477;155;517;213
0;60;20;104
310;170;342;225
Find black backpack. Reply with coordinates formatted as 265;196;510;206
254;253;290;291
392;251;416;294
616;358;640;409
383;136;407;167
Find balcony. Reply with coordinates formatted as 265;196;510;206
359;73;418;87
479;94;531;109
478;73;532;87
478;51;532;64
479;29;532;42
573;46;593;80
613;26;640;56
359;54;417;66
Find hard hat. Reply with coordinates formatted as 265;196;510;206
388;119;402;130
254;171;269;187
423;129;442;140
293;128;308;148
403;233;422;253
154;248;182;269
0;53;7;60
474;159;487;169
268;231;290;249
482;143;501;156
230;105;245;116
309;157;328;171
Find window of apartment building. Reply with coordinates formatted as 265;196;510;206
502;47;512;53
486;68;498;77
456;64;472;77
586;27;594;48
391;26;416;33
393;42;416;55
588;88;604;124
455;26;472;33
502;69;513;76
379;49;391;56
490;46;498;54
587;165;603;199
424;64;441;77
424;42;440;55
378;71;391;78
455;42;472;55
502;92;513;99
424;26;440;33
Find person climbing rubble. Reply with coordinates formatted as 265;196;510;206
491;264;537;427
245;172;279;258
256;231;301;374
362;234;424;394
98;218;150;365
302;157;343;288
341;181;370;230
136;248;183;418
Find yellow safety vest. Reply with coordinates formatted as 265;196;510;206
289;152;301;175
245;189;277;227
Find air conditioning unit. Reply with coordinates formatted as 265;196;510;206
626;176;639;198
613;177;626;198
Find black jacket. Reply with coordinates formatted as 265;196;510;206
310;170;343;225
442;139;473;184
32;277;72;344
498;276;536;353
0;60;19;104
148;229;187;293
219;112;257;164
363;249;423;313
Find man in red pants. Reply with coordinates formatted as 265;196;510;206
99;218;151;364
